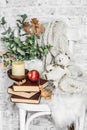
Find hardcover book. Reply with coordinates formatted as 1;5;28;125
8;87;38;98
13;78;48;92
10;91;41;104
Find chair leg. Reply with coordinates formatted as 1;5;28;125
79;106;86;130
19;108;26;130
68;124;74;130
26;111;51;130
74;119;79;130
0;111;3;130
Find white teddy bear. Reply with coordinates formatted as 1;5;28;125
43;53;70;88
55;53;83;78
55;54;86;93
44;53;86;94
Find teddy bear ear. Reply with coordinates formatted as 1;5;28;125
65;53;71;60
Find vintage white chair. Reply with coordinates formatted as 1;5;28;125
16;21;86;130
16;103;51;130
16;102;86;130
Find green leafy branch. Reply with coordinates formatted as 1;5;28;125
0;14;52;66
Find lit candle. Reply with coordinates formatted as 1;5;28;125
12;61;25;76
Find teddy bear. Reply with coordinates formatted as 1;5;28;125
55;53;86;93
55;53;83;79
43;53;86;94
42;53;70;89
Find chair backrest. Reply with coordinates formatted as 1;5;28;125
39;20;71;69
27;20;72;73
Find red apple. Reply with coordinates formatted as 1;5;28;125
27;70;40;82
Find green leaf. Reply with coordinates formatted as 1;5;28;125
16;20;22;24
2;31;8;35
22;45;29;49
11;44;14;48
43;48;49;55
39;47;43;53
10;31;14;39
2;27;11;35
14;37;20;44
1;17;6;25
1;37;8;42
29;39;34;45
4;41;10;47
0;55;2;59
16;23;21;29
8;27;11;34
20;14;27;23
12;46;17;52
17;47;25;55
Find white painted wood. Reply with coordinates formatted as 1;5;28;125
79;106;86;130
17;103;51;130
75;119;79;130
16;103;51;112
26;111;51;130
0;111;2;130
19;108;26;130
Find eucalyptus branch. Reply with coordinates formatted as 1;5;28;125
0;14;52;66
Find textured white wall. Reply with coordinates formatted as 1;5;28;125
0;0;87;72
0;0;87;130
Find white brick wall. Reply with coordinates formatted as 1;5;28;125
0;0;87;71
0;0;87;130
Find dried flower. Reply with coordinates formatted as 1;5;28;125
23;22;31;34
23;18;45;35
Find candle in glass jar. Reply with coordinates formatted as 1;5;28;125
12;61;25;76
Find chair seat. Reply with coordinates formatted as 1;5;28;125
16;103;51;112
16;103;51;130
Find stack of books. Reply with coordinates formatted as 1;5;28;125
8;78;48;104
